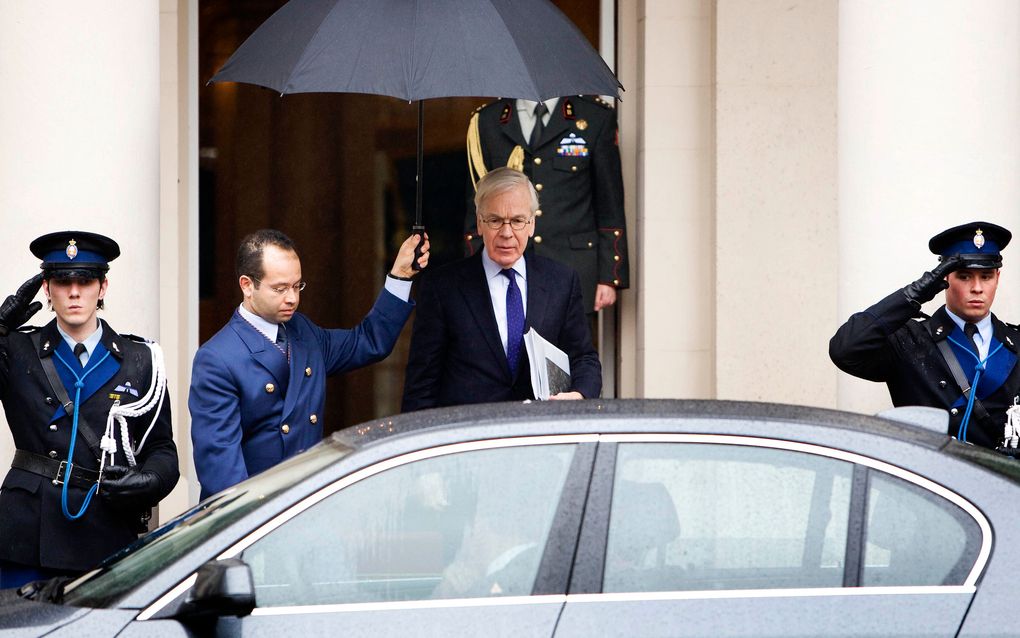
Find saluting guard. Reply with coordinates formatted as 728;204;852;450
465;96;630;318
830;222;1020;450
0;231;178;589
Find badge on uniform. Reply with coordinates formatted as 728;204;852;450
65;239;78;260
557;133;589;157
974;229;985;250
114;381;139;397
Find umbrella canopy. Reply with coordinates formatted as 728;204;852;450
210;0;622;101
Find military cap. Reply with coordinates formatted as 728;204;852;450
30;230;120;279
929;221;1011;270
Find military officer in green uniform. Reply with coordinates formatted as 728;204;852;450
465;96;629;319
830;221;1020;450
0;231;179;589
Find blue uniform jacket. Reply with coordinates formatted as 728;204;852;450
189;288;412;499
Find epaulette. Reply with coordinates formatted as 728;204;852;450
592;95;615;109
120;333;154;344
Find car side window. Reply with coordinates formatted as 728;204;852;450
242;444;575;607
862;471;980;586
603;443;853;593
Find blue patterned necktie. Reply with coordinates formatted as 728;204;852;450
502;269;525;376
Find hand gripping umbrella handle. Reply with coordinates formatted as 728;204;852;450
411;224;426;271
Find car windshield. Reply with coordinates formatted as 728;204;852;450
60;439;353;608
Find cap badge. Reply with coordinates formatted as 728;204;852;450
65;239;78;260
973;229;985;250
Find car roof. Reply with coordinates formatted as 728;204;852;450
330;399;951;452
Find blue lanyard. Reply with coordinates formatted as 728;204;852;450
947;335;1004;443
52;348;112;521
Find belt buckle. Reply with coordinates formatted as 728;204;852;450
52;460;68;486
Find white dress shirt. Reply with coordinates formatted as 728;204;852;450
945;308;993;360
516;98;559;144
57;321;103;367
481;250;528;356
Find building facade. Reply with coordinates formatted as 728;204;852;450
0;0;1017;519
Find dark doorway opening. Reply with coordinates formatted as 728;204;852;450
198;0;600;433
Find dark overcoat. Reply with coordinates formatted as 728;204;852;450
464;96;629;313
830;289;1020;449
189;289;413;500
0;319;178;571
401;251;602;412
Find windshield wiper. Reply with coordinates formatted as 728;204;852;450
18;575;73;603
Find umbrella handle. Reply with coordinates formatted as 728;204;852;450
411;224;426;271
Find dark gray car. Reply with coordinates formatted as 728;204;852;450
2;400;1018;637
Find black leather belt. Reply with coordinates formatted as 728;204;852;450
11;450;100;490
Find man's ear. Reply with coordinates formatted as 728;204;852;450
239;275;254;298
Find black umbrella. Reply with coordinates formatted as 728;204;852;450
209;0;622;238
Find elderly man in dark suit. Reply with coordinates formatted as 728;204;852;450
402;167;601;411
190;229;428;500
464;96;629;317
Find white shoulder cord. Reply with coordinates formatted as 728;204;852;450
100;341;168;470
1003;397;1020;450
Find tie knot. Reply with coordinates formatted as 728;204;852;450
501;268;516;282
73;343;87;358
534;102;548;118
965;323;978;338
276;324;287;345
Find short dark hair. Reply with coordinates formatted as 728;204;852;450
236;229;297;281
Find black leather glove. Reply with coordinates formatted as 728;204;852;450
902;255;964;306
0;273;43;336
101;464;163;508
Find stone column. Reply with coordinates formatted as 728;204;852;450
837;0;1020;414
620;0;716;398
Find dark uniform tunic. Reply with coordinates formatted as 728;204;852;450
0;319;178;571
830;289;1020;450
464;96;629;313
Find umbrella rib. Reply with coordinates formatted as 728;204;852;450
281;1;346;94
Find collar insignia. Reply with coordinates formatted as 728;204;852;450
936;326;944;336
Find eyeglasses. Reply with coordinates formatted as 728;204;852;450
251;278;306;295
480;216;532;231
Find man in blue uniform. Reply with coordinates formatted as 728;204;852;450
830;221;1020;450
0;231;179;589
465;96;629;319
189;229;428;499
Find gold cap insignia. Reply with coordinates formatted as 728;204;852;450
66;239;78;260
973;228;985;249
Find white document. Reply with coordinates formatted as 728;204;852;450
523;328;571;400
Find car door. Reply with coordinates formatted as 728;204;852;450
211;436;594;637
555;434;989;638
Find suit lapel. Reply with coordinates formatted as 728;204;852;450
497;100;529;150
282;322;309;418
229;310;289;384
524;253;549;337
535;100;571;151
458;253;512;378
